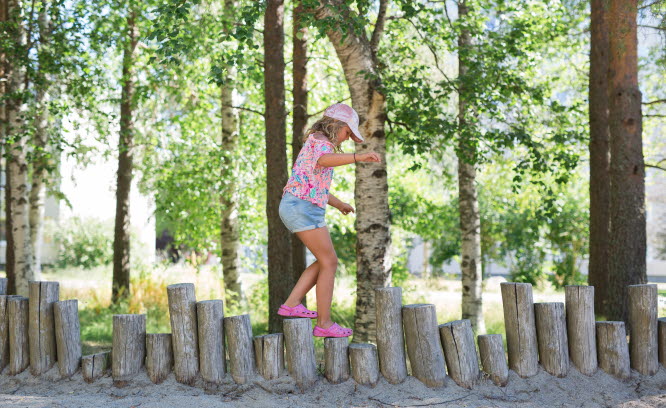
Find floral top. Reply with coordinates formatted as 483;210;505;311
282;133;336;208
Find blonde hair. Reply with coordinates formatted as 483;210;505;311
304;116;346;153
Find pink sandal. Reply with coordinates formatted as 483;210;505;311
277;303;318;318
313;322;353;338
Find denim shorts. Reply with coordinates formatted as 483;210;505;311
279;192;327;233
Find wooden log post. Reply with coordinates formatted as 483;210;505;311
112;314;146;385
8;296;29;375
224;314;256;384
0;295;9;372
197;299;225;384
167;283;199;385
534;302;569;377
349;343;379;387
0;278;7;294
28;281;59;375
283;317;317;389
478;334;508;387
253;333;284;380
53;299;81;377
439;319;480;389
565;285;597;376
402;304;447;388
596;321;630;380
146;333;173;384
375;287;408;384
82;351;110;383
324;337;349;384
656;318;666;370
500;282;538;378
627;284;658;376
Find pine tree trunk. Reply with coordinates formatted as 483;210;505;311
291;0;308;297
588;0;611;318
29;0;53;276
315;0;391;343
264;0;293;333
220;0;242;311
112;8;138;304
6;0;35;297
606;0;645;323
457;0;484;334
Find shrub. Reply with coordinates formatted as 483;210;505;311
54;217;114;269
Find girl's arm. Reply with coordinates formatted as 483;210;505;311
318;152;381;167
328;193;343;209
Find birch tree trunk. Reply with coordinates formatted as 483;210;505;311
606;0;645;323
315;0;391;343
457;0;484;334
6;0;35;297
265;0;293;333
291;0;308;293
29;0;54;276
112;7;138;304
220;0;242;311
588;0;611;317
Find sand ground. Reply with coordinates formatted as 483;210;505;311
1;363;665;408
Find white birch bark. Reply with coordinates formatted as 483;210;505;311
315;0;391;343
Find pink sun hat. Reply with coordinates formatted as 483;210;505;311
324;103;364;143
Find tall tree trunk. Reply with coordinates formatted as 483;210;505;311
29;0;53;275
291;0;308;302
6;0;35;296
112;7;138;304
315;0;391;343
1;0;14;294
457;0;485;334
264;0;293;333
588;0;611;317
219;0;243;312
606;0;645;324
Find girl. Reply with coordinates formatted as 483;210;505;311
277;103;381;338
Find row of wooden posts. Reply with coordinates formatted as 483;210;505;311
0;278;665;391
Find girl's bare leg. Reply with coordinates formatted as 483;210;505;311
283;260;320;307
293;226;337;329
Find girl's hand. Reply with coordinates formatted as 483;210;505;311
358;152;381;162
338;202;355;215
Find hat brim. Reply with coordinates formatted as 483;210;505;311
350;125;364;143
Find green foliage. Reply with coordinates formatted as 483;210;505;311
53;217;114;269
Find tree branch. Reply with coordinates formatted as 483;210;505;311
405;17;458;92
644;114;666;117
370;0;388;55
638;24;665;30
222;104;264;117
643;99;666;105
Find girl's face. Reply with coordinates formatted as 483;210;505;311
335;125;353;146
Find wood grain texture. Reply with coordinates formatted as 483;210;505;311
197;300;225;384
8;296;29;375
146;333;173;384
167;283;199;385
349;343;379;387
375;287;407;384
565;285;597;375
402;304;446;388
439;319;480;389
659;318;666;368
500;282;538;378
324;337;349;384
627;284;658;375
253;333;284;380
0;278;7;295
596;321;630;380
28;281;59;375
112;314;146;384
0;295;9;371
478;334;508;386
224;314;256;384
284;317;317;389
54;299;81;377
82;351;109;383
534;302;569;377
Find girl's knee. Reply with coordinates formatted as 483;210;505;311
319;257;338;270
